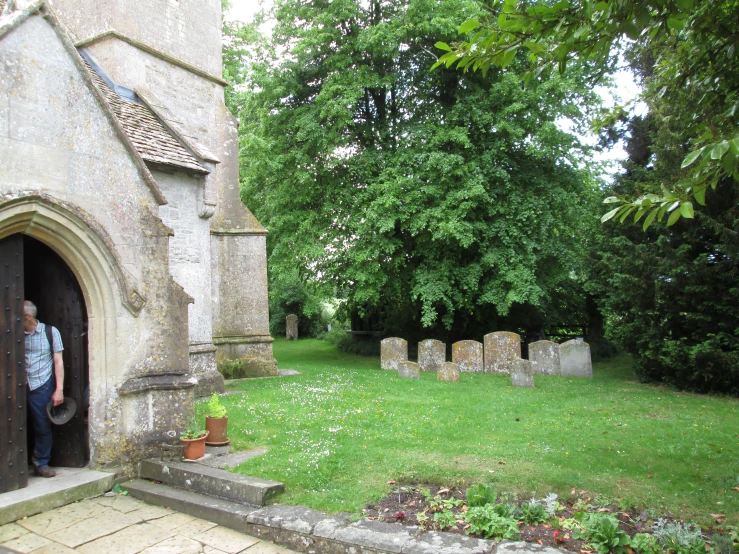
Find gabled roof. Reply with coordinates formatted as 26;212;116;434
81;55;208;174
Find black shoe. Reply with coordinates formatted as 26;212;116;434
34;466;56;478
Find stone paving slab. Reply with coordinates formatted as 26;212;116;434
76;522;176;554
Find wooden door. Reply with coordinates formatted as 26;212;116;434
23;237;88;467
0;235;28;492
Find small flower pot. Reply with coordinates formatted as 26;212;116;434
181;431;209;460
205;416;229;445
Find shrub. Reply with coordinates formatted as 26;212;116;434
466;484;497;508
207;392;227;419
463;505;520;540
575;514;631;554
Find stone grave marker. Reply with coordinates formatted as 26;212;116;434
286;314;298;340
452;340;483;373
510;359;535;387
529;340;560;375
559;339;593;378
398;361;420;379
418;339;445;372
381;337;408;370
437;362;460;382
483;331;521;374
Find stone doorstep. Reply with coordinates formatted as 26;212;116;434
139;459;283;507
121;479;571;554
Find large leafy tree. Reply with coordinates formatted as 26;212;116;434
435;0;739;229
234;0;603;340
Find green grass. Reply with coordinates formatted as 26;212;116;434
198;338;739;523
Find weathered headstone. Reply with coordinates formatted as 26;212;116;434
529;340;560;375
559;339;593;378
452;340;483;373
510;359;535;387
398;361;420;379
483;331;521;374
380;337;408;370
418;339;445;372
437;362;460;382
285;314;298;340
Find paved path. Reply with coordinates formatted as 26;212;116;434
0;493;299;554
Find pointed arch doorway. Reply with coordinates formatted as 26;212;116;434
0;234;89;493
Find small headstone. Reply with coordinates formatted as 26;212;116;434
529;340;560;375
559;339;593;378
437;362;460;382
398;361;420;379
452;340;483;373
286;314;298;340
380;337;408;370
510;359;535;387
483;331;521;374
418;339;445;372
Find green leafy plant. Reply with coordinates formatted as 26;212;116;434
181;419;207;440
652;519;706;554
631;533;662;554
710;533;736;554
463;505;520;540
521;501;549;525
207;392;227;419
433;510;458;530
416;511;429;531
491;502;517;519
429;495;463;512
575;514;631;554
466;483;497;507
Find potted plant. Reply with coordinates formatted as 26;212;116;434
180;419;208;460
205;392;229;446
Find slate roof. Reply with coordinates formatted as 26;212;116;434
82;59;208;174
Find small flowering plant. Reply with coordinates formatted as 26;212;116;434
553;530;566;544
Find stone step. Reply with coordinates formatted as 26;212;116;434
120;479;259;531
0;467;115;525
138;459;283;507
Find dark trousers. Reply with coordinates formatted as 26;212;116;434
27;375;54;468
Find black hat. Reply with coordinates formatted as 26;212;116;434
47;397;77;425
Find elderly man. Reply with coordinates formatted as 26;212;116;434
23;300;64;478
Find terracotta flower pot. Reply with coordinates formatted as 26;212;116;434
181;431;209;460
205;416;229;445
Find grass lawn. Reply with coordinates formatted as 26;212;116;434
198;338;739;524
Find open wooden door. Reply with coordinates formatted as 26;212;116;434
0;235;28;493
24;236;89;468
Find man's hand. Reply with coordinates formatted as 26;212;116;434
52;388;64;406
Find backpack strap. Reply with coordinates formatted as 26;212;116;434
44;323;55;352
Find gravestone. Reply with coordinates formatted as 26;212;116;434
529;340;560;375
510;359;535;387
452;340;483;373
559;339;593;378
285;314;298;340
398;361;421;379
418;339;445;372
484;331;521;374
437;362;460;382
381;337;408;370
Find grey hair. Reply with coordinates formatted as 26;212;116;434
23;300;38;318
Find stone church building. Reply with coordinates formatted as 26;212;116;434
0;0;276;489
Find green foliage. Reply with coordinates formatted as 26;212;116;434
652;519;706;554
520;501;549;525
207;393;227;419
574;514;631;554
181;419;207;440
464;505;520;540
234;0;603;336
710;533;736;554
631;533;662;554
433;510;458;530
466;483;497;508
434;0;739;227
429;495;464;511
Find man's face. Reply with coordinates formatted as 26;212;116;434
23;312;36;332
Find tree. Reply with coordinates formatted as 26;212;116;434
434;0;739;229
234;0;605;340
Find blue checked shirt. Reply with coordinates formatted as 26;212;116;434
25;322;64;391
